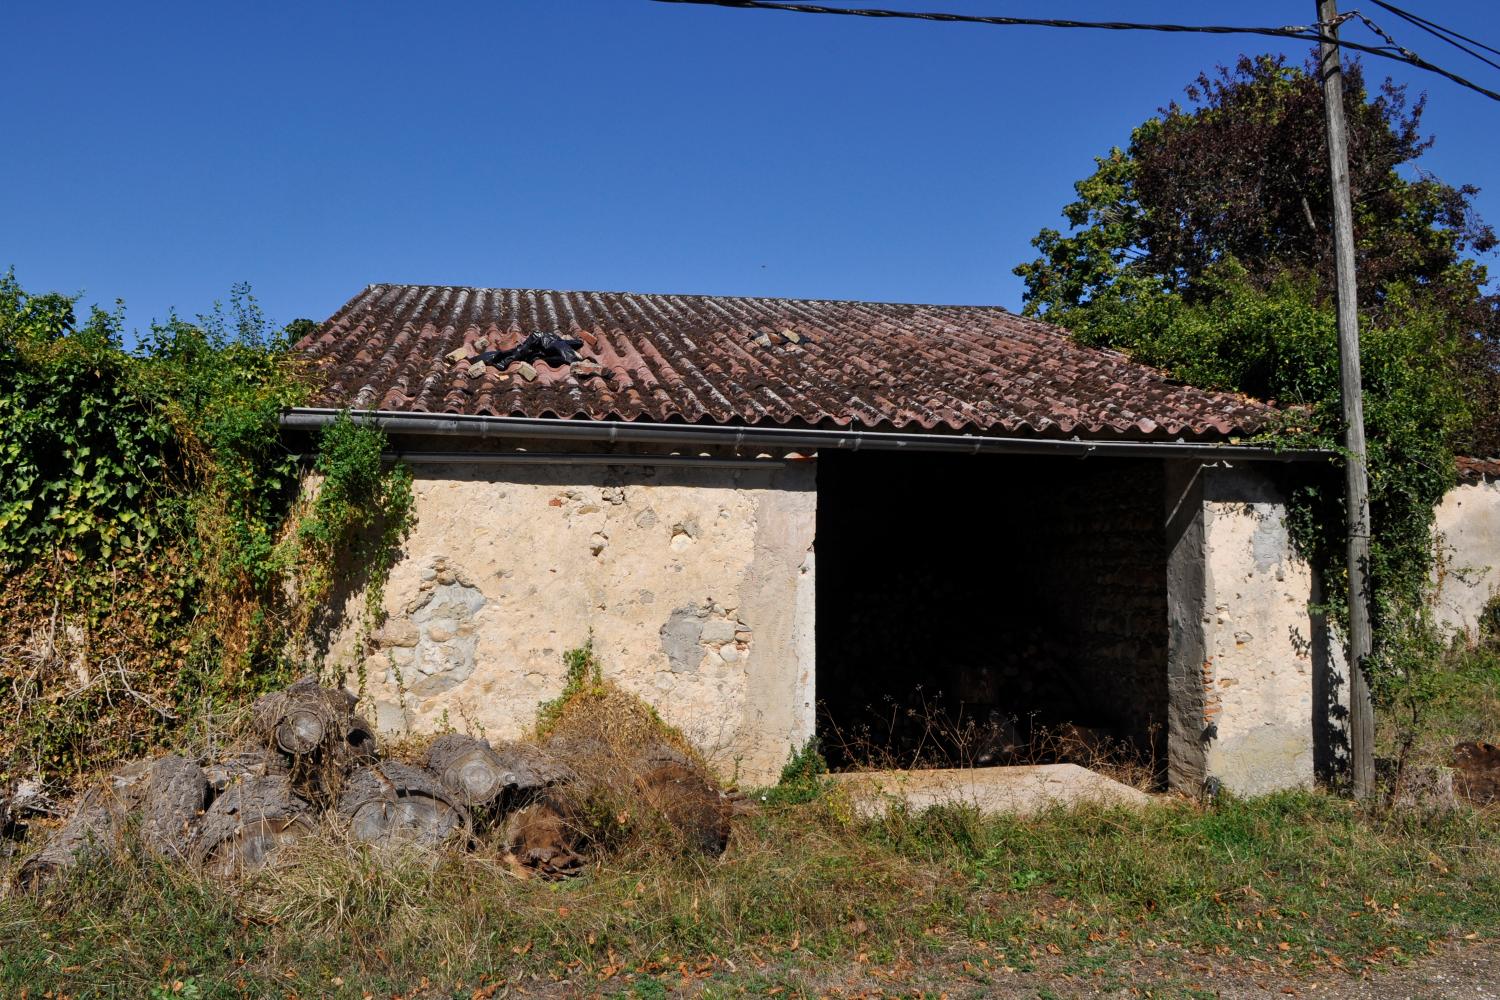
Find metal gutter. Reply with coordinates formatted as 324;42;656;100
281;408;1329;463
385;451;788;470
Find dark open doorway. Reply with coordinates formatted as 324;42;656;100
814;452;1169;780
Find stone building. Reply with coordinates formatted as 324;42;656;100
287;284;1345;792
1434;457;1500;645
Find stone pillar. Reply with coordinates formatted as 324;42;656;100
1165;461;1211;793
1164;461;1323;796
739;462;818;784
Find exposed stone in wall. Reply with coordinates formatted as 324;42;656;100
371;557;487;697
660;603;753;673
1433;477;1500;644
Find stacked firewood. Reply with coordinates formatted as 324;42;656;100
8;677;734;889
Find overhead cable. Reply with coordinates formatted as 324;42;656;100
1366;0;1500;73
649;0;1500;102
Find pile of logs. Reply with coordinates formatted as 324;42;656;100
7;677;735;889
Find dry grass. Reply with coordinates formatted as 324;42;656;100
2;649;1497;997
3;785;1497;997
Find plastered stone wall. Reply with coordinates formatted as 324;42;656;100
1166;462;1324;796
1433;476;1500;644
325;458;816;786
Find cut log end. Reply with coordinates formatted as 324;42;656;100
198;774;314;872
211;816;315;872
277;709;327;755
338;762;469;849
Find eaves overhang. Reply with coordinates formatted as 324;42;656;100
280;408;1330;463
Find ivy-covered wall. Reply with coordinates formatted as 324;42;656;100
0;275;411;790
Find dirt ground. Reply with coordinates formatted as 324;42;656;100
778;939;1500;1000
436;937;1498;999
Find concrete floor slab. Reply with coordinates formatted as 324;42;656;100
828;764;1156;817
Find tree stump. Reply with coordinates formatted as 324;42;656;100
502;793;586;879
196;774;315;873
204;748;289;796
1454;741;1500;805
337;762;468;849
633;745;731;856
424;734;510;808
252;676;353;754
17;755;199;886
16;786;122;888
250;676;377;805
345;713;378;763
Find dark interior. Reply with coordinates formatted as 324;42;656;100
814;451;1168;775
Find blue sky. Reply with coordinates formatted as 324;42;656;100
3;1;1497;336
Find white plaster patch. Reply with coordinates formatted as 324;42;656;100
1201;470;1316;794
1433;478;1500;644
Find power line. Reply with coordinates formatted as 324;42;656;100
1368;0;1500;58
654;0;1327;40
1366;0;1500;73
649;0;1500;102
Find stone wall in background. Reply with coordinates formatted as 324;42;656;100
323;458;816;786
1032;461;1169;752
1433;467;1500;645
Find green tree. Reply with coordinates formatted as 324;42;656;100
1013;55;1496;699
1015;55;1499;456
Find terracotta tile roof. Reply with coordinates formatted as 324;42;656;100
1457;456;1500;484
294;284;1280;440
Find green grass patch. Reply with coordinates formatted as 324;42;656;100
3;790;1496;997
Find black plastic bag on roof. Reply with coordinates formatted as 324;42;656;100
475;331;585;370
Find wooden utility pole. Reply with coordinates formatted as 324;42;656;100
1316;0;1376;798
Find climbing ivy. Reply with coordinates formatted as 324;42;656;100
0;272;412;786
293;412;416;646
